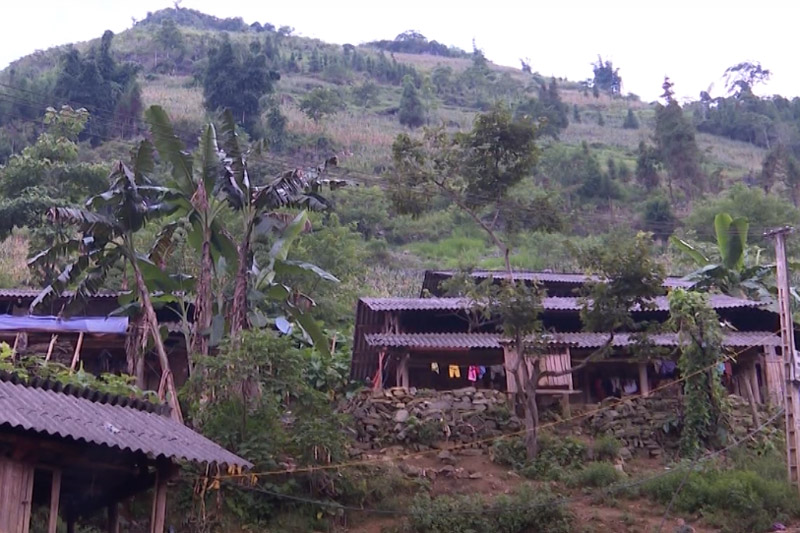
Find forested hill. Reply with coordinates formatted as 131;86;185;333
1;6;800;307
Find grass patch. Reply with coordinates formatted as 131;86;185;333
592;435;622;461
567;462;622;488
491;433;587;482
407;484;572;533
641;457;800;533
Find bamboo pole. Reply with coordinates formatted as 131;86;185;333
70;332;85;371
45;335;58;362
48;470;61;533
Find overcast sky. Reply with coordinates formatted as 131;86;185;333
1;1;797;102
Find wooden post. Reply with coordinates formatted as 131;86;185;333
48;470;61;533
45;335;58;362
70;332;85;371
396;353;410;388
743;373;762;427
638;362;650;397
150;468;168;533
749;362;762;404
107;503;119;533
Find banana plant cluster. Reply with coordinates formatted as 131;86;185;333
29;105;346;419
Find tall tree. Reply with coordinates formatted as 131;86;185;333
398;75;425;128
203;37;279;133
654;77;704;202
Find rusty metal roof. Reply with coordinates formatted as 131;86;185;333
360;294;764;313
0;375;251;468
364;331;781;349
0;289;120;299
426;270;694;288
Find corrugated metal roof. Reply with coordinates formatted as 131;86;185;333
364;331;781;349
0;289;120;299
0;375;251;468
360;294;764;312
427;270;694;288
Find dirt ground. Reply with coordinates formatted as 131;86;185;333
340;446;799;533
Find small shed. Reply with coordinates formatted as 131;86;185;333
0;373;251;533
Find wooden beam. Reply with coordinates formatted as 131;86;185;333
48;469;62;533
70;332;85;371
107;503;119;533
45;334;58;362
150;469;168;533
638;362;650;397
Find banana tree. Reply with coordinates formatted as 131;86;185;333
144;105;237;359
670;213;774;300
214;112;343;345
28;141;184;421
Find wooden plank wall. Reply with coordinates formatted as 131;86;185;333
0;456;35;533
764;345;784;405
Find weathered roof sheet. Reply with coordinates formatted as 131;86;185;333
0;375;251;468
426;270;694;288
360;294;764;313
0;289;120;299
364;331;781;349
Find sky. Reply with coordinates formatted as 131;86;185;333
1;0;798;102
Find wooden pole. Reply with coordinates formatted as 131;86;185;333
767;226;800;492
48;470;61;533
638;362;650;397
45;334;58;362
70;332;85;371
150;469;168;533
107;503;119;533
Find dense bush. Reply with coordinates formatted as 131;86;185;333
491;434;587;481
408;485;572;533
642;462;800;533
592;435;622;461
567;461;622;488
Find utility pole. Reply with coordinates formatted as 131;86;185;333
767;226;800;492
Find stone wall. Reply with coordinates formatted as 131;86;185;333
343;387;521;451
585;394;767;457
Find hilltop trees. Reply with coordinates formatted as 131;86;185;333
203;36;279;133
54;30;141;142
299;88;345;123
515;78;569;138
592;55;622;95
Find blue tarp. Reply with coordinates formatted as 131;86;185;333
0;315;129;334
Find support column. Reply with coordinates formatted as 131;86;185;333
638;362;650;397
48;470;61;533
503;346;519;393
150;470;167;533
107;503;119;533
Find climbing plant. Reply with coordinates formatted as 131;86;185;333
668;289;728;456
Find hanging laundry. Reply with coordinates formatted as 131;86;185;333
431;362;440;374
652;359;663;374
660;360;677;376
623;379;638;395
489;365;505;379
716;362;725;375
478;366;487;379
448;365;461;378
724;361;733;376
468;365;479;382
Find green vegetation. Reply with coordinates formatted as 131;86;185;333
4;6;800;531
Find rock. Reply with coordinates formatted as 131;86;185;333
459;448;484;456
619;447;633;461
394;409;410;423
438;450;457;465
398;463;424;477
469;471;484;479
438;465;455;475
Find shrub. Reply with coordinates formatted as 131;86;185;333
408;485;572;533
491;436;527;469
592;435;622;461
641;464;800;533
567;462;623;488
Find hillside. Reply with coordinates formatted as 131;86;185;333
0;8;798;290
3;8;800;533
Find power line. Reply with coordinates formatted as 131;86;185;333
202;329;782;479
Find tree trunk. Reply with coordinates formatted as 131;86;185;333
131;259;183;423
125;316;147;389
190;186;212;360
229;222;253;339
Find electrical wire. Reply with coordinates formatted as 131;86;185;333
188;407;785;520
198;329;782;480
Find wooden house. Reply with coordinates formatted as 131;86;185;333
351;270;786;410
0;289;190;389
0;372;250;533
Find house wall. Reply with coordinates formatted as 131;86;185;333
0;456;35;533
